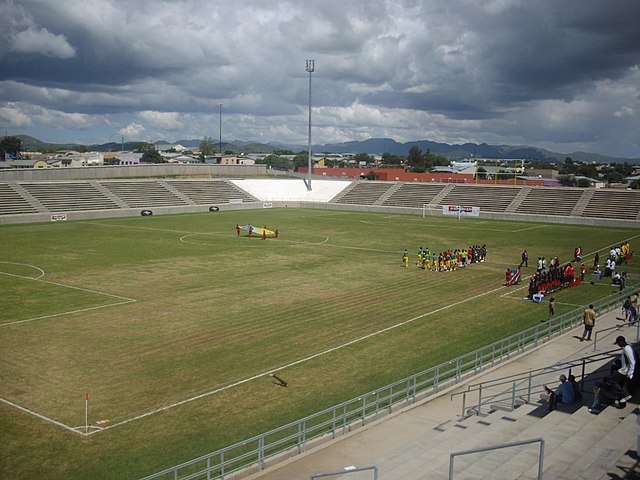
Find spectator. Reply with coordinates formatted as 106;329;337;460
568;374;582;402
630;294;638;323
581;304;596;342
612;272;622;286
623;296;632;321
620;271;627;291
629;303;638;325
589;362;627;414
614;335;636;401
545;374;575;411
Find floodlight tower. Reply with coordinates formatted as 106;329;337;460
305;59;315;191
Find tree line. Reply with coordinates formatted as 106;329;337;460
2;135;638;188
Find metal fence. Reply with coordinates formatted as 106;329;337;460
141;287;636;480
448;438;545;480
452;286;640;419
311;465;379;480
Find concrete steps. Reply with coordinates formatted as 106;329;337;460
376;404;539;480
351;395;638;480
421;403;637;480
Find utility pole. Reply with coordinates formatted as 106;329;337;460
219;103;222;155
305;59;315;191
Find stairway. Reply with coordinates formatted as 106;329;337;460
367;400;639;480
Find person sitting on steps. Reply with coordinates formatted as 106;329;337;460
544;374;575;411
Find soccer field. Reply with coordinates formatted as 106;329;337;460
1;209;638;479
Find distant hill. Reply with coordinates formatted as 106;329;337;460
313;138;639;164
7;134;639;164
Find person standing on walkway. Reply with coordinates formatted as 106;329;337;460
623;296;632;321
614;335;636;401
581;304;596;341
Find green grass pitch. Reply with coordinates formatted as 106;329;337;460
0;208;638;479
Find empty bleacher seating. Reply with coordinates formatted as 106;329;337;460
514;187;584;216
20;182;120;212
0;183;39;215
382;183;448;208
580;189;640;220
438;184;521;212
333;181;395;205
2;179;640;225
165;179;257;204
99;181;188;208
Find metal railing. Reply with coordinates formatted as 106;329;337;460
593;317;640;351
141;287;636;480
311;465;378;480
452;350;620;419
448;438;545;480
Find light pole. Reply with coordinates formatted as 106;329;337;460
305;59;315;191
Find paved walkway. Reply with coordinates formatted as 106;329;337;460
247;305;638;480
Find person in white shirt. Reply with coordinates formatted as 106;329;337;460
614;335;636;402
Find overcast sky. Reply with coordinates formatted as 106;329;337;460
1;0;639;158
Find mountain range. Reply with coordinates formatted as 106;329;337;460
13;134;639;165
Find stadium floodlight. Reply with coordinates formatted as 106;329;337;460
305;59;315;191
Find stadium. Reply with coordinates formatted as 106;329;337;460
1;171;640;479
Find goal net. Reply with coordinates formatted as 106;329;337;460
421;204;440;217
423;204;481;219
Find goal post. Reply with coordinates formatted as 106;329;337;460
422;204;440;217
422;204;480;218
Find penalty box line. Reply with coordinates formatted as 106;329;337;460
91;282;508;435
0;273;136;327
0;396;79;435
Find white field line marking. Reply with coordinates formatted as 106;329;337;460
82;221;211;236
416;222;521;233
0;397;78;434
179;233;332;247
512;225;548;233
596;232;640;256
501;294;529;300
0;272;136;327
2;300;136;327
90;282;508;435
557;301;583;307
0;261;45;279
92;221;390;253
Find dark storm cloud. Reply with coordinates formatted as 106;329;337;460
0;0;639;157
